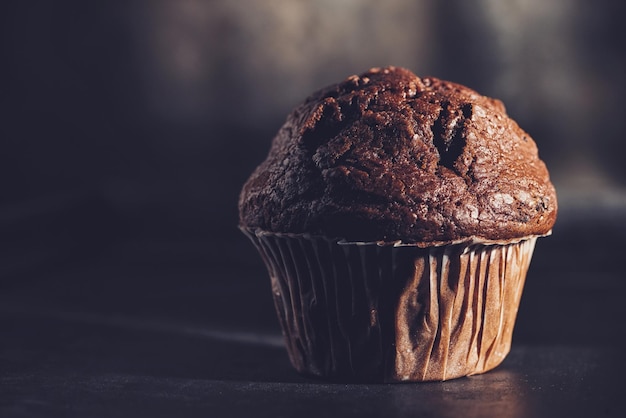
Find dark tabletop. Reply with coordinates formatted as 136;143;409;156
1;208;625;418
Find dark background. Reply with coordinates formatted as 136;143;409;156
1;1;626;416
2;0;625;271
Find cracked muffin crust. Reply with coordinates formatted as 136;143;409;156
239;66;557;244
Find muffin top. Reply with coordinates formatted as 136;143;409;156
239;66;557;245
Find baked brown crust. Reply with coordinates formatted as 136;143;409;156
239;66;557;243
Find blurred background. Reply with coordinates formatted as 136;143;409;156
1;0;625;347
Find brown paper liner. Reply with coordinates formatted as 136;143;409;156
242;228;537;382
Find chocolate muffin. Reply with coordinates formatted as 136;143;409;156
239;66;557;382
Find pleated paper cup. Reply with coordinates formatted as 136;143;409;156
241;227;540;382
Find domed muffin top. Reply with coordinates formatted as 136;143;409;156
239;66;557;244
